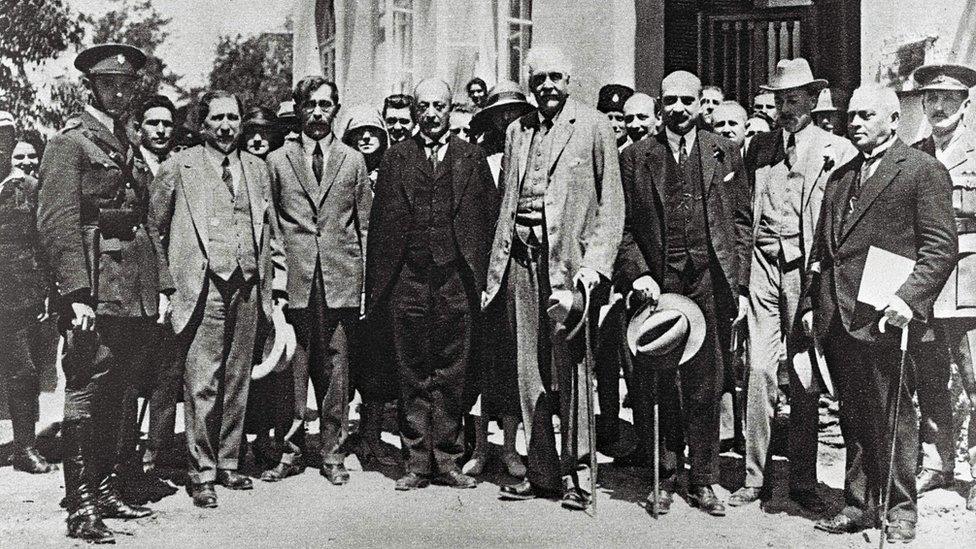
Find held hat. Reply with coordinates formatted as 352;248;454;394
546;279;590;340
597;84;635;114
761;58;828;93
75;43;146;76
812;88;839;113
626;293;706;368
251;307;297;380
913;63;976;92
470;80;536;135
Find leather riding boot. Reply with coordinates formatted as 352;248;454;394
10;402;56;474
96;474;153;519
62;420;114;544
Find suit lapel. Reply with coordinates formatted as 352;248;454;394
547;101;577;172
515;118;533;185
940;129;976;172
449;137;472;212
317;144;346;207
839;140;907;244
178;147;213;254
241;153;265;246
286;142;318;205
696;132;717;195
410;137;434;180
799;128;829;212
648;134;669;212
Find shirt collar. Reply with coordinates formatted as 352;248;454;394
782;120;814;148
301;131;335;155
862;134;896;162
420;131;450;148
204;143;240;167
666;127;697;155
85;104;115;134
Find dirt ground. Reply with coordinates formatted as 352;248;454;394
2;397;975;548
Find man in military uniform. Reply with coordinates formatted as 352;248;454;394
910;63;976;510
36;43;157;543
597;83;634;152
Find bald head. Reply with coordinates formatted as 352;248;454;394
526;46;573;78
661;71;702;134
661;71;702;97
624;93;658;142
712;101;748;148
847;84;901;153
414;78;453;141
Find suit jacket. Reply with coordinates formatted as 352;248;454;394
0;172;49;312
483;98;624;305
365;135;498;315
615;130;751;309
267;138;371;310
803;138;957;343
746;126;857;273
148;145;287;334
36;110;158;318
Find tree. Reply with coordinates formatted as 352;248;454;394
208;33;293;112
0;0;87;128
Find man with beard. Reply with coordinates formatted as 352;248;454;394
624;92;659;144
383;94;416;144
615;70;750;517
366;78;497;491
488;46;623;511
598;84;634;152
11;140;39;176
149;90;288;509
264;76;371;485
37;44;157;543
909;63;976;510
731;58;855;511
700;85;724;128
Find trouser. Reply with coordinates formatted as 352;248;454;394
62;314;153;487
283;270;357;466
822;316;918;524
596;301;626;447
509;237;591;493
635;257;725;486
391;259;472;476
116;323;173;467
0;306;43;450
181;271;259;484
744;243;819;491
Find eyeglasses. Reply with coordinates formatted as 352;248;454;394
529;71;565;88
301;99;335;111
662;96;696;106
385;117;412;126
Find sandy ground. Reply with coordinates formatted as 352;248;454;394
1;402;974;549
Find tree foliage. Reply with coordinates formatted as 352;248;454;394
209;33;293;112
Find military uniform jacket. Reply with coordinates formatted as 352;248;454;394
0;172;49;312
36;110;159;318
914;126;976;316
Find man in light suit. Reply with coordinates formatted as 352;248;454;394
264;76;371;485
802;85;956;543
615;70;751;517
149;90;287;509
488;46;624;511
731;59;857;511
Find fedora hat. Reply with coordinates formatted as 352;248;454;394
471;80;536;135
761;58;828;93
547;279;590;340
811;88;839;113
913;63;976;92
626;293;706;368
251;307;297;380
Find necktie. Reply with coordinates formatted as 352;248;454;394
428;142;441;169
785;132;797;169
678;136;688;167
312;142;324;184
846;156;876;219
221;156;234;196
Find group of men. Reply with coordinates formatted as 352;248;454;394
1;35;974;545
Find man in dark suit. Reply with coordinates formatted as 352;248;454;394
366;78;498;491
615;70;751;518
265;76;372;484
802;85;956;543
149;90;288;509
37;44;157;543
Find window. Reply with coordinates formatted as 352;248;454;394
498;0;532;85
378;0;416;94
316;0;337;80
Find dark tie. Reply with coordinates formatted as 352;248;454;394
221;156;234;196
678;136;688;167
312;142;324;184
428;142;441;169
846;156;877;220
785;132;797;169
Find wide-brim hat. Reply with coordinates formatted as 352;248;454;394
811;88;839;113
471;80;536;135
626;293;705;368
913;63;976;92
75;43;146;76
547;279;590;340
761;58;828;93
251;308;296;380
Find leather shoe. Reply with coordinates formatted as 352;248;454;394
96;476;153;519
260;462;305;482
189;482;218;509
561;486;591;511
395;472;429;491
885;519;916;543
645;489;672;515
789;488;827;514
688;485;726;516
814;512;868;534
916;469;952;494
434;470;476;489
499;479;553;501
728;487;762;507
321;463;350;485
11;447;58;474
217;469;253;490
967;483;976;512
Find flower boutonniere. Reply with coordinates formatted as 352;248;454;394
822;154;835;172
713;148;726;164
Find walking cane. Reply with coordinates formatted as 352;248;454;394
651;369;660;519
583;310;598;516
878;320;910;549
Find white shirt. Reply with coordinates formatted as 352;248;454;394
666;127;697;163
781;120;815;158
861;135;897;180
140;145;163;177
85;104;115;135
205;144;243;194
420;132;450;163
301;132;335;179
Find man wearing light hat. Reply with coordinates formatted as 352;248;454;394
597;83;635;151
910;62;976;509
37;43;158;543
733;58;857;511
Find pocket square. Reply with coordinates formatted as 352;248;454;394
723;171;735;182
